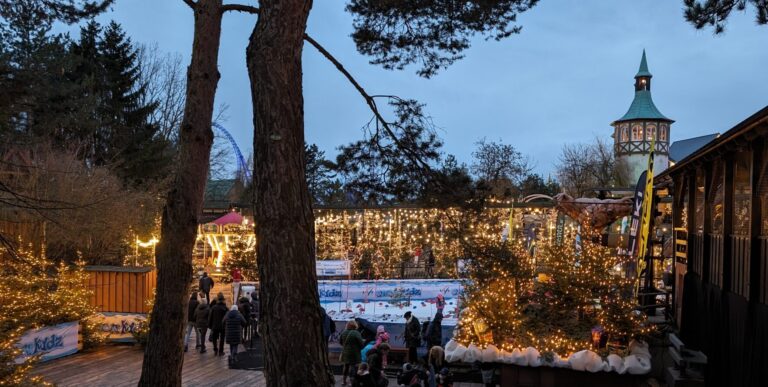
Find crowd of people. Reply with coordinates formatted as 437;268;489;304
184;272;260;365
193;271;454;385
336;307;453;387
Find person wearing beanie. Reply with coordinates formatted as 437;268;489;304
374;325;390;368
223;304;247;364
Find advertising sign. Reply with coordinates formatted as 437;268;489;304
97;313;146;342
16;321;80;363
318;279;463;302
316;260;351;276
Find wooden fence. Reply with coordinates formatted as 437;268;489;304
86;266;156;314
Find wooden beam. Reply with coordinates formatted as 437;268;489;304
688;172;697;274
703;163;712;283
723;155;734;292
750;138;763;302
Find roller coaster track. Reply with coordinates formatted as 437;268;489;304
212;122;252;182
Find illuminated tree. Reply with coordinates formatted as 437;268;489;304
455;226;650;358
0;243;100;386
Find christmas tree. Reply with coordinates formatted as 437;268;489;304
455;224;650;358
0;243;101;385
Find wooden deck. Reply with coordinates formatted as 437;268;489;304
34;343;265;387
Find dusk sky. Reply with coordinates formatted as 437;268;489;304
85;1;768;176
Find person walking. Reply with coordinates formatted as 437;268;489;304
340;320;364;386
194;298;211;353
223;304;247;364
199;272;214;303
404;311;421;363
208;293;228;355
184;292;200;352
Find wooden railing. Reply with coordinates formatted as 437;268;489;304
730;235;750;298
691;233;704;276
709;234;724;287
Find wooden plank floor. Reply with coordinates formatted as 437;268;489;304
34;342;265;387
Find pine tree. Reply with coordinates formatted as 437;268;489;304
97;21;169;186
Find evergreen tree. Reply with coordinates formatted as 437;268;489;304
97;21;168;186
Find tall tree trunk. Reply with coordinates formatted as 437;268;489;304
138;0;222;385
246;1;330;385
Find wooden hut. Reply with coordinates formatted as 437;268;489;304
86;266;156;314
654;105;768;386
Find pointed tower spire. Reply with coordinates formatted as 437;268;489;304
635;49;652;78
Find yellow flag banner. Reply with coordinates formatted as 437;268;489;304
636;137;656;285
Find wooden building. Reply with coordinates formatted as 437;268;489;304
655;105;768;386
86;266;157;314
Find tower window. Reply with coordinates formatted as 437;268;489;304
632;124;643;141
660;124;668;141
646;124;657;141
620;125;629;142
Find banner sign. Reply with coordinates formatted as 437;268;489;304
316;260;351;276
555;212;565;246
16;321;80;363
627;170;647;258
97;313;146;342
319;279;463;302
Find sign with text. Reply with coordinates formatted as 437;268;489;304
16;321;80;363
319;279;463;302
97;313;146;342
316;260;351;276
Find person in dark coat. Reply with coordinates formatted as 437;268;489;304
184;292;199;352
223;305;247;362
404;311;421;363
249;291;260;337
426;311;443;353
208;293;228;355
237;296;252;342
199;272;214;303
340;320;364;386
320;307;332;353
194;299;210;353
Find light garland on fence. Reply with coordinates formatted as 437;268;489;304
313;207;555;278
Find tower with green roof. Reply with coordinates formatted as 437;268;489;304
612;50;673;182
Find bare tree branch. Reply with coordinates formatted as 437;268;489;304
303;33;432;172
182;0;196;9
222;4;258;14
